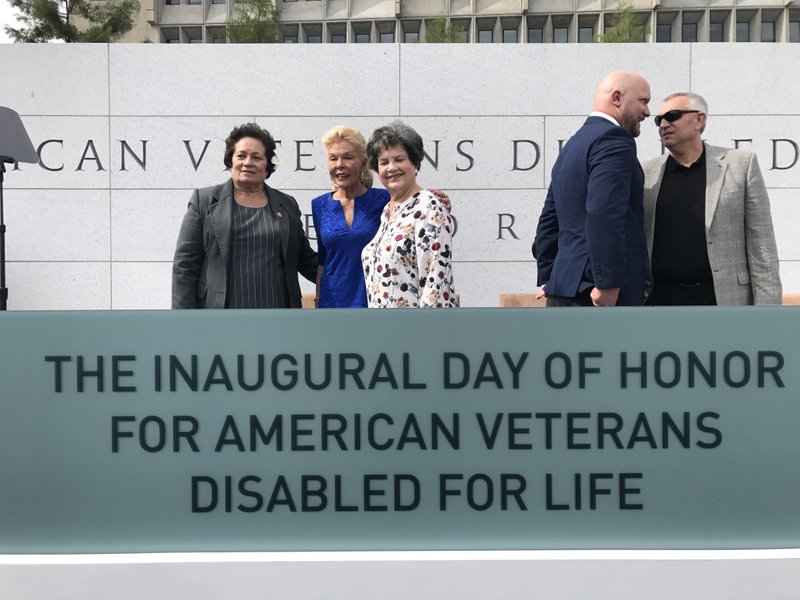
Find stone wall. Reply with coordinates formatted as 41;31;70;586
0;43;797;308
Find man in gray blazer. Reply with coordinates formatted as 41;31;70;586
643;92;781;305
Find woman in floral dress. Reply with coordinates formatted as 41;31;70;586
361;121;458;308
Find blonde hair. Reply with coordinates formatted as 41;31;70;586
321;125;373;189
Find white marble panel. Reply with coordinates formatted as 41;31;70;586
108;117;251;190
111;190;190;262
4;189;110;262
5;262;110;310
691;45;800;116
448;189;544;263
402;116;545;190
0;45;109;116
108;45;400;117
3;117;111;190
400;44;690;116
112;262;172;310
699;117;800;190
0;44;796;311
453;259;537;307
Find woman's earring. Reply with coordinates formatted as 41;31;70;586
360;170;369;184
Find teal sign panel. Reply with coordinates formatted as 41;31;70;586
0;308;798;552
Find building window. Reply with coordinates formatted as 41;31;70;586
402;21;420;43
352;21;370;43
377;21;395;43
329;21;346;43
736;21;749;42
656;23;671;42
187;0;200;4
791;19;800;42
528;27;543;42
184;27;202;43
761;21;775;42
682;22;697;42
207;27;225;43
212;0;225;4
165;0;179;5
709;22;723;42
478;29;493;42
552;15;571;43
526;16;545;43
500;17;519;43
577;15;597;43
449;19;469;42
284;35;298;43
302;23;321;43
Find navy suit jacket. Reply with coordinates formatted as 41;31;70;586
534;116;645;306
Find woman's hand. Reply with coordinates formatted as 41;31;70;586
429;189;451;212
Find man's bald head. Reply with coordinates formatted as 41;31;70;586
593;71;652;137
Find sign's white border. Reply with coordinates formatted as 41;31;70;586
2;550;800;599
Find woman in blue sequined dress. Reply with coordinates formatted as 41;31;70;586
311;126;448;308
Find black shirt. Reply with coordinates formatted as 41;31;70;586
652;150;713;286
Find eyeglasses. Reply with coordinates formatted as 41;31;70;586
654;109;700;127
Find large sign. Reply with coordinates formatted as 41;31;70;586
1;308;798;552
0;44;798;308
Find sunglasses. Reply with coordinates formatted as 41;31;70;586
654;109;700;127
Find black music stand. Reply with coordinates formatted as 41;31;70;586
0;106;38;311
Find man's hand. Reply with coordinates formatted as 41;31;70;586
591;287;620;306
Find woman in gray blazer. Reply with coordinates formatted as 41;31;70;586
172;123;317;309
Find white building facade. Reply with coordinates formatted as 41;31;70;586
137;0;800;44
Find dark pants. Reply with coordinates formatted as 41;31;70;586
649;282;717;306
546;288;594;307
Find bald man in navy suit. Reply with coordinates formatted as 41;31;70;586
534;71;651;307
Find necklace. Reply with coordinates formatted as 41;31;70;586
234;187;267;208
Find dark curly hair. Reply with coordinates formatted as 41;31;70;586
223;123;277;178
366;120;424;173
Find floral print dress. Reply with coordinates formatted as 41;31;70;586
361;189;458;308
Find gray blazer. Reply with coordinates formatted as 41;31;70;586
172;179;317;308
643;143;782;305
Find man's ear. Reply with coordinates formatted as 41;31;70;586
693;112;707;133
611;90;623;106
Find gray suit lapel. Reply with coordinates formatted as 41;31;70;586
644;155;668;260
207;179;234;269
704;144;727;231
